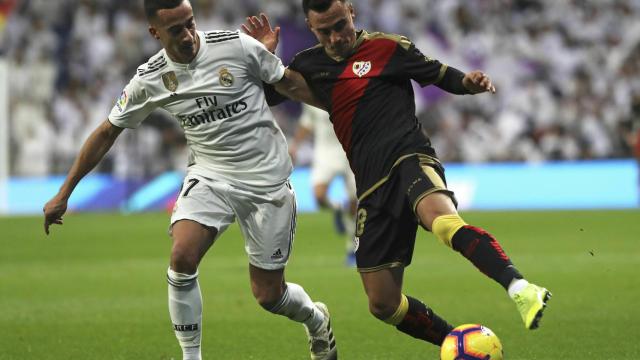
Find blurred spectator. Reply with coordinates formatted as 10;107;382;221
4;0;640;178
10;101;55;176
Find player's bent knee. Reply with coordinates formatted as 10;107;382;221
383;294;409;326
368;299;398;320
254;285;285;309
259;282;318;323
250;267;286;309
252;278;286;309
432;214;467;248
170;247;200;274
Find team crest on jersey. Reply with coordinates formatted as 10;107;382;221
162;71;179;92
115;90;128;112
352;61;371;77
219;68;234;87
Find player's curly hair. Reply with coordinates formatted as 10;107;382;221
144;0;185;20
302;0;349;15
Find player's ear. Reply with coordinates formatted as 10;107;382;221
148;26;160;40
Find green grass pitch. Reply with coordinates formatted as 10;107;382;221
1;209;639;359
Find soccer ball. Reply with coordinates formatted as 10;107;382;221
440;324;503;360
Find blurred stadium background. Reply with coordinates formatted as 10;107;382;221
1;1;640;359
0;0;639;214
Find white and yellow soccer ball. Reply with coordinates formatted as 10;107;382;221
440;324;503;360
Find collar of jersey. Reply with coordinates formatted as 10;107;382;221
163;30;207;70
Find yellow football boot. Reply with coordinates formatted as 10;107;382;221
512;283;552;329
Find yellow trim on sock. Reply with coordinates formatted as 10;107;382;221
432;214;467;248
384;294;409;326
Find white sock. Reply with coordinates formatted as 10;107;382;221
266;282;325;333
168;268;203;360
508;278;530;298
182;346;201;360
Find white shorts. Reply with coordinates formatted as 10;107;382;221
311;154;356;199
170;175;296;270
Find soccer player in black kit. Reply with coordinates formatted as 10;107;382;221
243;0;552;349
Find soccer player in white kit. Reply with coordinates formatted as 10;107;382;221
42;1;337;359
290;104;358;266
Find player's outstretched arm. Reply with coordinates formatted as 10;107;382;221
242;13;327;110
242;13;280;53
435;67;496;95
43;119;123;234
275;69;327;110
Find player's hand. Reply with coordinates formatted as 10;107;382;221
43;195;68;235
463;71;496;94
241;13;280;53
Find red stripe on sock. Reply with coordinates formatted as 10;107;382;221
464;238;480;258
463;225;510;261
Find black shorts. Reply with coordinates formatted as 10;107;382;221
354;154;457;272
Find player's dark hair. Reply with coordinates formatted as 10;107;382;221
144;0;185;20
302;0;348;15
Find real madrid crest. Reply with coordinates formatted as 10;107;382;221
162;71;179;92
219;68;234;87
352;61;372;78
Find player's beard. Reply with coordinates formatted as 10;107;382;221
181;44;195;57
329;32;356;59
330;41;351;59
179;36;198;61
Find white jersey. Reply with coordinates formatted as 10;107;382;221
108;30;290;189
299;105;356;198
299;105;345;161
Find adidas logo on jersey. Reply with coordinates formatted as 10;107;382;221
271;248;283;259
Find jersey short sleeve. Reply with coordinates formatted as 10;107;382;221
108;76;156;129
239;32;286;85
400;38;447;87
288;53;303;73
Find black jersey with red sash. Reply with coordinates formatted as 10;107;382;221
288;30;448;200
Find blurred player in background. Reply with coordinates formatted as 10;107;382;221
43;1;337;359
243;0;551;351
290;104;357;266
633;96;640;205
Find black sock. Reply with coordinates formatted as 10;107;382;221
451;225;523;289
396;296;453;346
